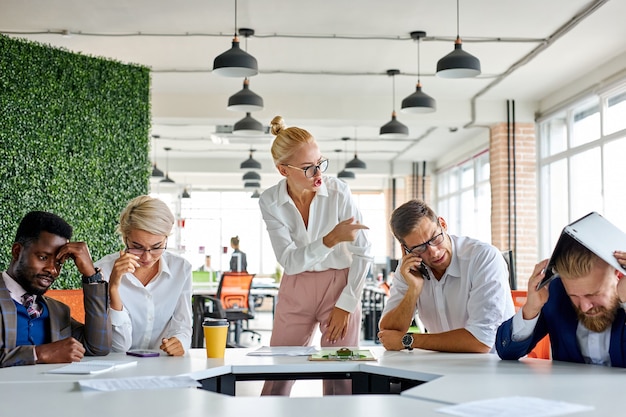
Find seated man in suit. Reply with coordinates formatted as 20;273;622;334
496;238;626;367
0;211;111;367
378;199;515;353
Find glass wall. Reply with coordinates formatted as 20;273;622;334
538;84;626;258
153;188;387;277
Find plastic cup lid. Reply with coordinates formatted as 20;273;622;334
203;318;228;326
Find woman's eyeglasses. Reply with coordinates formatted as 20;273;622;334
283;158;329;178
125;240;167;256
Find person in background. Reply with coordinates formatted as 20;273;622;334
378;199;515;353
496;239;626;367
259;115;372;396
95;195;192;356
0;211;111;367
229;236;248;272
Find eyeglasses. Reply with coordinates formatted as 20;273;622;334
125;240;167;256
283;159;329;178
403;228;445;255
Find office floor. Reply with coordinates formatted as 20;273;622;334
232;301;379;397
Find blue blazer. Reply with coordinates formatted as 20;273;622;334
496;278;626;367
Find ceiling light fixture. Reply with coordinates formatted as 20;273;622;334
212;0;258;77
336;142;355;180
344;134;367;170
240;148;262;170
244;181;261;189
242;171;261;181
250;189;260;199
227;28;264;112
150;135;164;177
160;147;175;183
436;0;481;78
380;69;409;138
401;31;436;113
233;112;264;135
182;187;191;198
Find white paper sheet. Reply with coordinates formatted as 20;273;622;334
79;375;201;391
247;346;319;356
46;359;137;375
437;396;594;417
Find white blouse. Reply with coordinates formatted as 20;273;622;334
95;251;193;352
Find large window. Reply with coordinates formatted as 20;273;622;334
436;150;491;243
538;85;626;258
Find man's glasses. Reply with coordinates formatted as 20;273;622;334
403;228;445;255
283;158;329;178
125;240;167;256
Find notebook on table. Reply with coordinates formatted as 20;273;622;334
537;212;626;290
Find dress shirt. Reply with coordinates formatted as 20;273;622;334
383;234;515;349
511;308;611;366
95;251;193;352
259;176;372;313
2;272;39;310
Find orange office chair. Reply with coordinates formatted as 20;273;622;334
511;290;551;360
200;272;261;348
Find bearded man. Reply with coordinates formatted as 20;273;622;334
496;238;626;367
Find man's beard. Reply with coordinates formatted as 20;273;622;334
574;295;620;332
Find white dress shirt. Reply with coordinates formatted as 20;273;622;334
259;176;373;313
95;251;193;352
383;234;515;350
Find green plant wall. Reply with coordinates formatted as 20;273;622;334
0;35;151;288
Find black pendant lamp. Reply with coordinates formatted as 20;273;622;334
228;77;264;112
344;136;366;170
380;69;409;138
336;143;355;180
244;181;261;189
150;136;164;178
160;147;175;183
213;1;258;77
402;31;436;113
250;189;260;199
242;171;261;181
233;112;264;135
436;0;481;78
182;187;191;198
240;149;262;170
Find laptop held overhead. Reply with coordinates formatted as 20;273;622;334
537;212;626;290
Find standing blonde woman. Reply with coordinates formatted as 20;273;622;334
95;195;192;356
259;116;372;395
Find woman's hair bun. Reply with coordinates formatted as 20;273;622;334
270;116;286;136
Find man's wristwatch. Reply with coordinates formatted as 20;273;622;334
402;333;414;351
82;267;103;284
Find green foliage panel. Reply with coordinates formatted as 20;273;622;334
0;35;151;288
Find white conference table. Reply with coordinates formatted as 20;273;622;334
1;347;625;416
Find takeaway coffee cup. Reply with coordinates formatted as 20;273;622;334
203;318;229;358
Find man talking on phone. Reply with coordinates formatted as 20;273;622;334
378;200;515;353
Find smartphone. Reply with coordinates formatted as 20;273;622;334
126;349;160;357
404;248;430;280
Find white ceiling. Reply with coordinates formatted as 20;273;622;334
2;0;625;192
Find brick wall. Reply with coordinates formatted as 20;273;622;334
490;122;538;289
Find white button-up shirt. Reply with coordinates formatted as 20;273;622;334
383;234;515;349
259;176;372;313
96;251;193;352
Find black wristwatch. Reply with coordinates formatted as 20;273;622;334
82;267;103;284
402;333;414;351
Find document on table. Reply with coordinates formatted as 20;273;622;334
247;346;319;356
79;375;202;391
46;359;137;375
437;396;594;417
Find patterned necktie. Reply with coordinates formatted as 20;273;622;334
22;294;40;319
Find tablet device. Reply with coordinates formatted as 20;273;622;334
537;212;626;290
